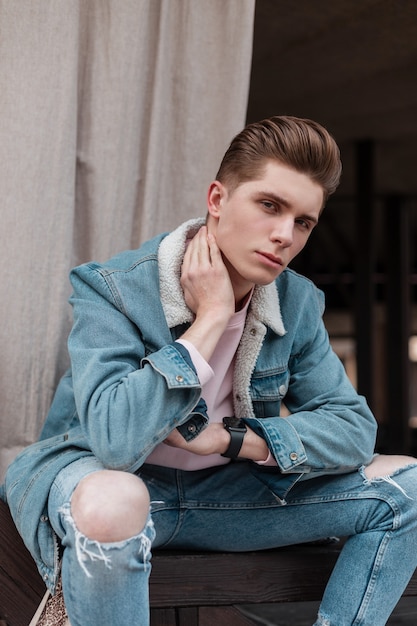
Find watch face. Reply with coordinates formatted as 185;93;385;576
223;416;244;429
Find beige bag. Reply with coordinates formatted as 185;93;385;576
29;578;70;626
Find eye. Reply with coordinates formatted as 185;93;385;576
296;218;313;231
261;200;277;212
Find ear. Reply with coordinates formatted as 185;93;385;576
206;181;226;219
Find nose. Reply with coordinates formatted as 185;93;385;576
270;217;294;247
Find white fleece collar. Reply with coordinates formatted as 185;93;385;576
158;218;286;336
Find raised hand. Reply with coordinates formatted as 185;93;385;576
180;226;235;318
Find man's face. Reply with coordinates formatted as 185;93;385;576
207;159;324;303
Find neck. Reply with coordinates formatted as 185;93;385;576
235;288;253;312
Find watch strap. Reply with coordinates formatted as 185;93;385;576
221;417;247;459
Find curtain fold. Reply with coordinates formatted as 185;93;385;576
0;0;255;480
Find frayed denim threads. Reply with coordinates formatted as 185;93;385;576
57;503;153;579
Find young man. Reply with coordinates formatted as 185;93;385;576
4;116;417;625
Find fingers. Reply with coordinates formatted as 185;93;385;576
181;227;215;282
183;227;221;268
184;226;211;267
206;231;223;266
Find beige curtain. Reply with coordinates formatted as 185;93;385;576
0;0;255;480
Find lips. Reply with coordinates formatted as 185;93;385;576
257;251;283;267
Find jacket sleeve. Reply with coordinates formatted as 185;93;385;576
67;263;203;471
244;287;377;475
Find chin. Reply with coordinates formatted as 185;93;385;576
257;278;279;286
247;274;278;287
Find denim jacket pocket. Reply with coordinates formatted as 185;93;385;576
250;368;290;418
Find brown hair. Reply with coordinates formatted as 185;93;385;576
215;115;342;203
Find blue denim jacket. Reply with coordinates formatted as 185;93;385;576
4;218;377;591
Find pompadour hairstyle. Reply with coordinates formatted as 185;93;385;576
216;115;342;204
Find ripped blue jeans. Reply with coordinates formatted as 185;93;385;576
48;457;417;626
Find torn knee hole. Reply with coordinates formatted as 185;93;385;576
59;504;154;578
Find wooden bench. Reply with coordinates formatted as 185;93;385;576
2;498;417;626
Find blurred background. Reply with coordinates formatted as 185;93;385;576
248;0;417;456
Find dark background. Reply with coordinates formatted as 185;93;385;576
247;0;417;453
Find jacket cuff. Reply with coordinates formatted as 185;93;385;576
173;341;198;374
176;397;209;441
141;344;200;388
243;416;307;472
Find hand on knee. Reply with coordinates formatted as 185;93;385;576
71;470;150;543
364;454;417;480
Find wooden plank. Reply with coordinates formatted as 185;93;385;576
150;607;178;625
0;500;45;626
149;545;342;607
199;606;257;626
177;607;198;625
150;545;417;608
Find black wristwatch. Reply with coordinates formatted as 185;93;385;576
221;416;247;459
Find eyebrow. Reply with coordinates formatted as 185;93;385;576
255;190;291;207
254;190;319;226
